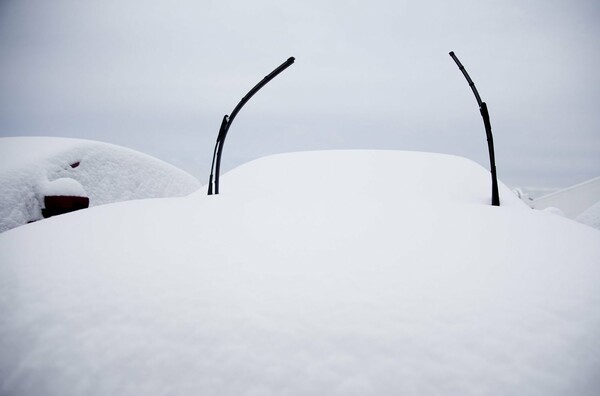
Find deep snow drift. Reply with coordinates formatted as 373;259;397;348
0;137;200;232
1;150;599;396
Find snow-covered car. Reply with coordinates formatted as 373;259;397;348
0;137;200;233
1;150;599;395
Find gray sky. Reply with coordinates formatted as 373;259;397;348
1;0;598;188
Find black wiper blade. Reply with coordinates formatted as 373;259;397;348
449;51;500;206
208;57;295;195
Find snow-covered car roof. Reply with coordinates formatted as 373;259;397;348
1;150;599;395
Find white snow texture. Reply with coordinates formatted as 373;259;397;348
0;137;201;232
1;150;599;396
41;178;88;197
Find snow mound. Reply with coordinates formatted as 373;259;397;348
216;150;525;208
541;206;567;217
41;178;87;197
1;150;599;396
0;137;201;232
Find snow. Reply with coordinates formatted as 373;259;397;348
520;177;600;230
576;200;600;230
41;178;87;197
529;176;600;218
541;206;567;217
1;150;599;395
0;137;201;233
0;137;87;171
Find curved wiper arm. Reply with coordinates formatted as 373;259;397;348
208;56;295;195
449;51;500;206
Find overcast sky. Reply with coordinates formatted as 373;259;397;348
0;0;598;188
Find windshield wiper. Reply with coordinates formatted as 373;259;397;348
449;51;500;206
208;57;296;195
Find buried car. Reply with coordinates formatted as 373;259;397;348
1;150;599;395
0;136;201;233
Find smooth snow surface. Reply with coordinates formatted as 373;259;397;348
0;137;200;232
1;150;599;396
